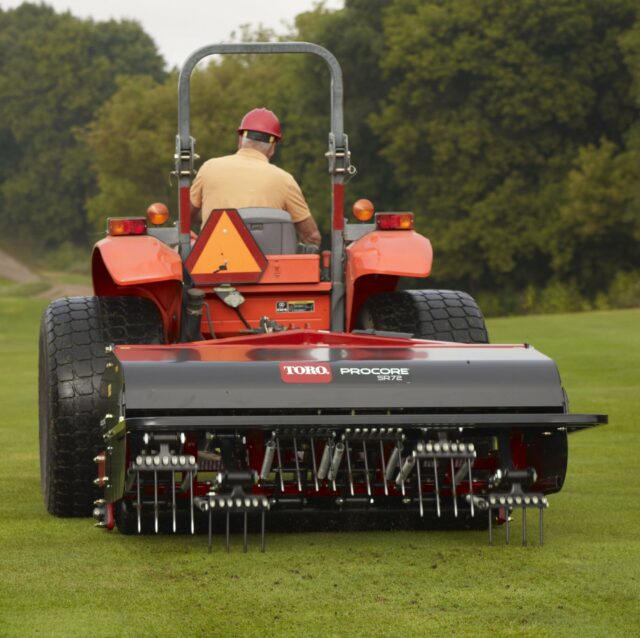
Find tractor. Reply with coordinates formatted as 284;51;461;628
39;42;605;551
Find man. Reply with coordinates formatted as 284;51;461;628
190;108;321;246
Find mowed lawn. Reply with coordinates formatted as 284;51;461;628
0;298;638;637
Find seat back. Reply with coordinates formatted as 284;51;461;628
238;208;297;255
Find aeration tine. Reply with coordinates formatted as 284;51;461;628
275;436;284;492
329;440;337;491
433;457;441;517
522;507;527;547
539;507;544;546
172;470;177;533
379;439;388;496
416;458;424;518
505;513;510;545
345;439;354;496
488;509;493;545
362;441;371;496
190;471;195;535
226;510;230;553
136;470;142;534
467;459;474;517
450;458;458;518
293;436;302;492
397;441;405;496
243;511;248;553
208;506;213;553
310;436;319;491
261;509;266;553
154;470;159;534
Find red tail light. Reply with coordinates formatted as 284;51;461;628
375;213;414;230
107;217;147;236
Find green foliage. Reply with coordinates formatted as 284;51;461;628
548;138;640;293
84;75;176;223
374;0;639;296
598;270;640;309
41;241;91;275
3;1;639;312
0;3;165;249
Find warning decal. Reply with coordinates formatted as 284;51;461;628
185;209;268;284
276;300;315;313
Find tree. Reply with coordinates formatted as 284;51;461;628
0;3;165;249
86;48;288;227
374;0;639;295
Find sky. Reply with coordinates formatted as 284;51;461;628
0;0;345;68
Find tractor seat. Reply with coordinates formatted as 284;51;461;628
238;207;298;255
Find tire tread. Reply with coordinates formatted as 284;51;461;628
39;296;164;517
357;289;489;343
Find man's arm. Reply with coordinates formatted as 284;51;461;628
190;203;202;227
295;216;321;246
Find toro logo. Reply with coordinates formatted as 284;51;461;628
280;362;333;384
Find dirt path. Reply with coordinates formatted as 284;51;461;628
0;247;39;283
0;247;92;298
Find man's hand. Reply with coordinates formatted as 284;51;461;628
295;217;321;246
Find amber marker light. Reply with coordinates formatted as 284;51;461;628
352;198;375;222
375;212;414;230
147;202;170;225
107;217;147;236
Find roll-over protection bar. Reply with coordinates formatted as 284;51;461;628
175;42;350;330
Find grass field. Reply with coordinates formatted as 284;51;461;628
0;298;638;637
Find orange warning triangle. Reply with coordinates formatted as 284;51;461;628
186;209;268;285
192;211;262;275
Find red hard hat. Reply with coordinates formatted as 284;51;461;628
237;108;282;141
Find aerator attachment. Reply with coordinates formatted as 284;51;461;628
129;432;197;535
478;468;549;546
194;470;270;553
413;440;478;519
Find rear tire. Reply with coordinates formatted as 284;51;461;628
39;296;164;517
357;289;489;343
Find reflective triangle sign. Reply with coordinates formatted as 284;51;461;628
186;209;267;284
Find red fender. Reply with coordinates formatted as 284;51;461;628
345;230;433;331
92;236;183;341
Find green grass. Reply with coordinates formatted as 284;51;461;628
0;280;51;298
38;270;91;287
0;301;638;637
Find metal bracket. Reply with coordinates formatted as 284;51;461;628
195;477;269;553
172;135;199;180
480;468;548;546
325;133;357;180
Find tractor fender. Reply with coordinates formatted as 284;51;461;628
92;235;183;341
345;230;433;331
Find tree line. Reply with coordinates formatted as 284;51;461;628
1;1;639;314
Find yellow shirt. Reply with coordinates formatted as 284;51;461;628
190;148;312;226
